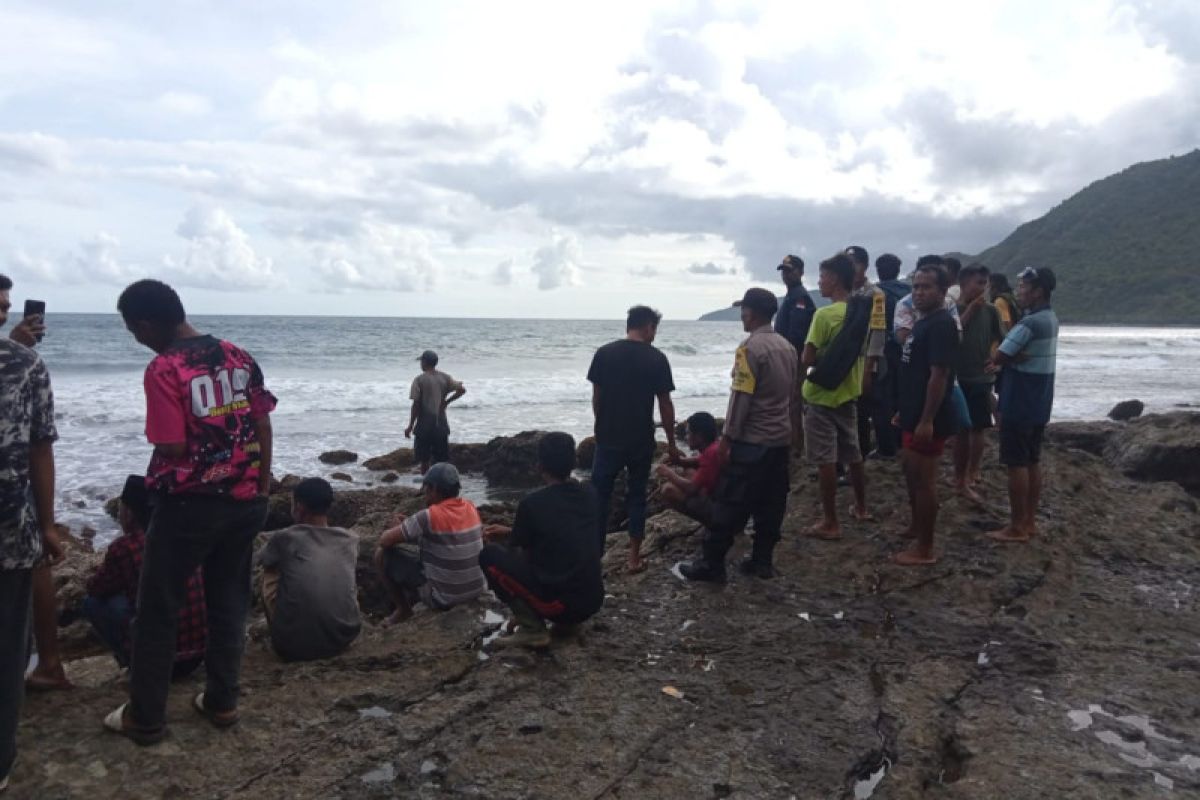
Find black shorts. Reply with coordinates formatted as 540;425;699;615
999;424;1045;467
960;382;995;430
413;429;449;464
383;546;426;591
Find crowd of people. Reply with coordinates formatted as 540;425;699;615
0;247;1059;789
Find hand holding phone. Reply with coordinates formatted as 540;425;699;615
18;299;46;344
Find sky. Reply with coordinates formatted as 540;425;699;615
2;0;1198;320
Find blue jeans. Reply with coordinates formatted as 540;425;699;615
591;445;652;545
82;594;134;666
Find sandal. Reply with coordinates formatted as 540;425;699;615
103;703;167;746
193;692;240;728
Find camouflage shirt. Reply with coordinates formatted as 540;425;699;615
0;340;58;570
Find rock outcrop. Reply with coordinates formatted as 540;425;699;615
1107;399;1145;421
1049;411;1200;493
318;450;358;466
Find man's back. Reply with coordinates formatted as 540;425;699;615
587;339;674;451
802;303;863;408
0;340;57;570
726;327;797;446
258;525;361;661
411;370;460;428
511;481;603;606
401;498;486;607
144;335;275;500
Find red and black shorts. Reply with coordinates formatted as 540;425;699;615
901;430;948;457
478;544;601;625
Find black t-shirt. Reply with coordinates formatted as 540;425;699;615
587;339;674;452
775;285;815;352
898;308;959;436
511;481;604;607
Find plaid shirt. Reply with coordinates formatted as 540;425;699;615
86;530;207;661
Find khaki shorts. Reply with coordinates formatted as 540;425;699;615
804;402;862;466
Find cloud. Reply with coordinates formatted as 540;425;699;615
73;232;135;283
311;219;439;292
686;261;733;276
531;234;581;290
162;206;278;290
491;258;514;286
629;265;658;278
157;91;212;117
0;132;68;173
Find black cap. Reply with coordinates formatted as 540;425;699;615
844;245;869;268
418;350;438;366
1018;266;1057;293
733;287;779;317
777;254;804;272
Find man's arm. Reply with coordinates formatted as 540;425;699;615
959;295;986;326
443;384;466;408
29;439;62;564
913;366;950;445
654;463;698;495
801;342;818;371
255;415;273;496
405;400;419;438
9;316;45;348
657;392;678;454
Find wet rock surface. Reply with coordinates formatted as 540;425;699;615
1048;412;1200;494
16;427;1200;798
318;449;358;466
1108;399;1145;421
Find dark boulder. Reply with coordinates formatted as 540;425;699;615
448;443;488;473
1104;412;1200;493
318;450;358;466
1045;421;1120;457
1107;399;1145;422
482;431;549;488
363;448;415;472
363;444;487;474
330;472;353;483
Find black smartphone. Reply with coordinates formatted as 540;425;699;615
23;299;46;342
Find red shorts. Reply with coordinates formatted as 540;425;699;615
902;430;947;457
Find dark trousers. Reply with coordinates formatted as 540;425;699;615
703;444;790;566
0;568;32;781
83;593;134;666
478;544;598;625
591;445;652;544
873;343;901;456
130;494;268;728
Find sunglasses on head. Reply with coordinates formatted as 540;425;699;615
1019;266;1040;282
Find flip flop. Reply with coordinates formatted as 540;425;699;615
25;673;73;692
103;703;167;746
193;692;240;729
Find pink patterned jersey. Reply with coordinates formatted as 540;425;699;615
143;336;276;499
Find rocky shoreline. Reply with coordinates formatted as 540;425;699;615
12;412;1200;798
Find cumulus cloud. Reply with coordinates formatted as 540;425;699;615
0;132;67;173
162;207;278;290
686;261;735;276
531;234;581;290
491;258;514;286
630;265;659;278
73;232;135;283
311;219;439;292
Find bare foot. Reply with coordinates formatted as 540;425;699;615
627;556;647;574
986;526;1031;543
383;608;413;627
806;522;842;540
847;504;875;522
955;484;985;505
25;666;73;692
893;548;938;566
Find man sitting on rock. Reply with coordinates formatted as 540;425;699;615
480;433;604;649
655;412;722;529
79;476;207;677
256;478;361;661
374;463;485;624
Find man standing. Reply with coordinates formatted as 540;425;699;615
988;267;1059;543
588;305;679;573
775;255;815;456
105;279;275;745
873;253;910;459
952;264;1004;501
405;351;466;475
844;246;888;459
480;433;603;650
257;478;361;662
0;274;60;792
680;288;796;581
802;255;871;540
894;264;960;566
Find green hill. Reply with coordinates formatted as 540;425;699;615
976;149;1200;324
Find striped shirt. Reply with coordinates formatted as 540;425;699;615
400;497;485;608
998;305;1059;426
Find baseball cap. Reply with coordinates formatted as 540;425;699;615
422;462;460;494
844;245;869;267
732;287;779;317
1018;266;1057;293
417;350;439;366
777;254;804;271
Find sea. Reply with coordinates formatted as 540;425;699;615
29;314;1200;543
